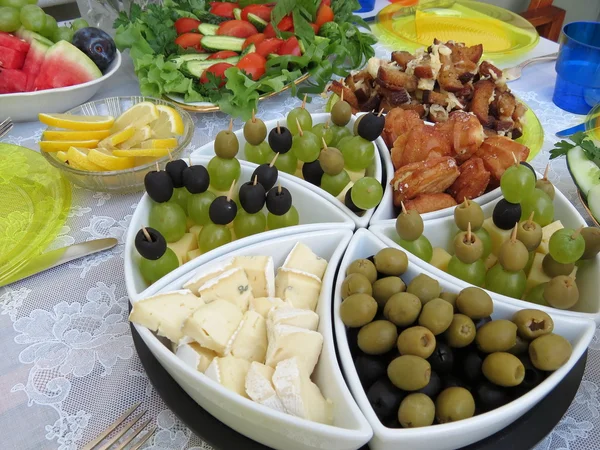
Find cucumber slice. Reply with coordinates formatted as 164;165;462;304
181;57;240;78
233;8;242;20
241;43;256;56
198;23;219;36
299;39;306;54
169;53;211;69
247;13;268;31
201;35;245;52
587;184;600;223
566;146;600;197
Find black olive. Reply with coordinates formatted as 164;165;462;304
345;187;364;213
461;351;484;384
134;227;167;260
144;170;173;203
519;161;537;180
268;125;293;154
366;255;376;263
354;353;387;389
428;342;454;375
416;371;442;399
302;159;324;186
473;316;493;330
515;354;546;394
165;159;188;188
348;327;360;355
441;373;470;390
357;112;385;141
382;416;402;429
475;382;512;412
239;180;266;214
209;196;237;225
367;378;406;420
252;163;278;191
266;186;292;216
492;199;522;230
182;165;210;194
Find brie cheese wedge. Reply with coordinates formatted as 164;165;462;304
183;259;233;294
182;299;244;355
272;357;334;425
275;268;322;311
265;323;323;375
197;268;253;312
227;310;268;363
129;290;204;343
282;243;328;281
232;256;275;297
175;342;216;373
250;296;287;318
268;306;319;331
245;362;286;413
205;355;251;398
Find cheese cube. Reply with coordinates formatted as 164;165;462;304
347;168;366;183
189;224;203;243
525;252;579;294
129;290;203;343
167;233;198;265
482;217;512;256
275;268;322;311
175;342;216;373
272;357;334;425
245;362;286;413
187;249;202;262
183;259;233;293
197;267;253;312
283;243;328;280
268;306;319;331
232;256;275;297
250;297;287;318
227;310;268;363
205;355;251;398
430;247;452;272
336;181;354;203
538;221;564;254
265;323;323;375
182;299;243;355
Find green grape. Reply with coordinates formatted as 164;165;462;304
199;223;232;253
520;189;554;227
139;248;179;284
524;251;535;275
187;191;216;226
267;205;299;229
207;156;240;191
0;0;28;9
169;187;190;215
548;228;585;264
312;123;333;146
338;136;374;171
287;108;313;135
53;26;73;42
474;227;492;258
40;14;57;39
525;282;549;306
351;177;383;210
321;170;350;196
149;202;187;243
337;135;353;149
245;141;273;165
0;6;20;32
233;210;266;238
291;130;320;162
447;256;486;287
399;235;433;262
20;4;45;32
71;18;89;31
500;164;535;203
485;264;527;299
329;125;352;147
274;150;297;174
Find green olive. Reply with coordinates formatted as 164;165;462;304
543;276;579;309
453;230;484;264
435;387;475;423
456;287;493;319
387;355;431;391
318;146;345;176
418;298;454;335
243;118;267;145
353;115;364;136
397;326;436;358
384;292;422;327
482;352;525;387
341;273;373;300
396;209;424;241
536;178;555;200
439;291;458;311
347;258;378;284
372;277;406;308
407;274;441;305
398;393;435;428
517;219;543;252
476;320;517;353
581;227;600;260
340;293;378;327
444;314;476;348
498;239;529;272
357;320;398;355
454;200;484;231
542;253;575;278
331;100;352;127
214;129;239;158
529;333;572;371
374;248;409;276
512;309;554;340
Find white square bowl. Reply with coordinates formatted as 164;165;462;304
333;228;595;450
131;228;373;450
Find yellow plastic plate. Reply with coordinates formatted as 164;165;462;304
374;0;539;63
0;144;71;284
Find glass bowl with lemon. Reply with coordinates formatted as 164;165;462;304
39;97;194;193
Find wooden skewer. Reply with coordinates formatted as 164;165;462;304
526;211;535;228
377;108;384;117
543;163;550;180
270;152;279;167
252;109;256;123
295;118;303;136
142;227;152;241
463;197;470;207
401;201;407;215
321;137;328;149
277;121;281;134
228;118;233;132
253;175;258;185
572;225;584;240
512;152;518;165
340;90;344;103
466;222;472;244
277;183;282;194
227;179;236;201
302;94;307;109
155;162;160;172
510;223;518;242
188;156;193;167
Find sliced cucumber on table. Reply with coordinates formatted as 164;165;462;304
181;57;240;78
198;23;219;36
247;13;267;31
567;146;600;198
201;36;245;52
169;53;211;68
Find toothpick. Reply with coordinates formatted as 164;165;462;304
377;108;384;117
543;163;550;180
295;118;303;136
466;222;472;244
340;90;344;103
188;156;193;167
227;179;236;202
142;227;152;241
277;183;282;194
572;225;584;240
269;152;279;167
253;175;258;186
302;94;307;109
277;121;281;134
463;197;470;207
228;118;233;132
512;152;518;165
321;137;328;149
252;109;256;123
155;162;160;172
510;223;518;243
527;211;535;228
401;201;407;215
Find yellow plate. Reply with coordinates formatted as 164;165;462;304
0;144;71;284
374;0;539;62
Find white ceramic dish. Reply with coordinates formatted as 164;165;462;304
334;228;596;450
124;155;355;301
0;50;122;122
369;187;600;323
192;113;387;228
132;228;374;450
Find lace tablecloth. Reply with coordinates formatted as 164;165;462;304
2;37;599;450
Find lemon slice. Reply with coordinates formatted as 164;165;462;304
88;148;136;171
43;129;111;141
98;126;136;149
119;125;152;149
140;138;178;149
40;140;100;152
112;148;171;157
39;114;115;131
56;151;68;163
111;102;159;133
151;105;184;138
67;147;105;171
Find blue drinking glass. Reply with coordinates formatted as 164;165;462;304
553;21;600;115
356;0;376;14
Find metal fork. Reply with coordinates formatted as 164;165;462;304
0;117;13;138
81;402;157;450
503;53;559;82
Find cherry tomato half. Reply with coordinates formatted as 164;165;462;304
243;33;266;50
217;20;258;38
200;62;234;86
237;52;267;81
241;4;272;22
174;17;201;35
309;23;319;34
207;50;239;60
321;0;331;6
316;4;334;27
174;33;204;51
210;2;238;19
278;36;301;56
255;38;283;57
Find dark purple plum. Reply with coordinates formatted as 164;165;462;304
72;27;116;72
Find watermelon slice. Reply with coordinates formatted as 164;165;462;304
15;27;53;47
33;40;102;91
0;32;30;53
0;45;26;70
0;68;27;94
22;39;49;91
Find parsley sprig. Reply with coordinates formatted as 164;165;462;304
550;131;600;165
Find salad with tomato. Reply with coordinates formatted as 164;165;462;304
113;0;376;119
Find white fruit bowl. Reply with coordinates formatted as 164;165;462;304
369;186;600;323
334;228;595;450
0;50;122;123
131;228;374;450
124;155;355;301
191;113;386;228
